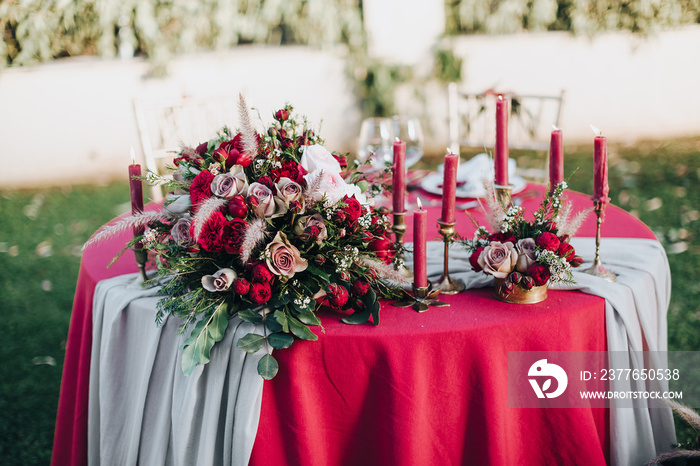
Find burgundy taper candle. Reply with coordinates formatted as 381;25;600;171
441;152;459;223
392;139;406;213
413;199;427;288
593;136;609;202
495;96;509;186
129;150;145;249
549;128;564;192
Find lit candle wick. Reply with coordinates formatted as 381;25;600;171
130;146;136;165
589;124;602;136
417;197;423;210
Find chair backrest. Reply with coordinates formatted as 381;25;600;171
133;95;239;201
448;83;566;157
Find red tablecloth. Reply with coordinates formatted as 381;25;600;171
52;185;656;466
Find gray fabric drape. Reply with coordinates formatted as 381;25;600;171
88;274;265;466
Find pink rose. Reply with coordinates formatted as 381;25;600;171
300;144;342;174
248;182;284;218
201;268;237;292
477;241;518;279
211;165;248;199
275;177;304;210
294;214;327;243
515;238;537;273
303;169;366;205
170;216;194;247
265;232;308;278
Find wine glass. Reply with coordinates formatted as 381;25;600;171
390;116;424;168
358;117;393;170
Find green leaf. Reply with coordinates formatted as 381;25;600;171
258;354;279;380
266;315;284;333
306;263;331;282
180;318;207;350
362;289;380;326
267;332;294;350
197;331;216;365
236;333;265;353
238;308;263;324
181;343;197;376
207;302;229;341
341;307;371;325
287;314;318;341
295;308;321;326
268;294;290;308
273;310;289;333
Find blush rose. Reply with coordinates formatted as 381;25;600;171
477;241;519;279
265;232;308;278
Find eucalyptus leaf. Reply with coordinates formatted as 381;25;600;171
197;332;216;365
238;308;263;324
237;333;265;353
341;307;371;325
181;343;197;376
207;302;229;341
258;353;279;380
267;332;294;350
287;314;318;341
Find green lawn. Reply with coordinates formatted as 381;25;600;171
1;137;699;464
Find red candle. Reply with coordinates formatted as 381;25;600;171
413;198;427;288
494;96;509;186
593;135;610;202
549;128;564;192
441;151;459;223
129;149;145;248
392;139;406;213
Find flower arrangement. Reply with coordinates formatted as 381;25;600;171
89;95;406;379
462;182;589;298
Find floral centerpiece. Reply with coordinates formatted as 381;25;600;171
462;182;589;303
88;95;406;379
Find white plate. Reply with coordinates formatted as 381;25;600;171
420;172;527;199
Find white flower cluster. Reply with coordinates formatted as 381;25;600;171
332;246;360;274
357;213;372;229
535;249;572;283
293;295;313;307
143;229;159;248
208;163;221;175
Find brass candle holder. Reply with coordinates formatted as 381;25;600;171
584;201;617;282
390;283;450;313
133;246;149;283
392;211;413;279
433;220;465;294
494;183;514;208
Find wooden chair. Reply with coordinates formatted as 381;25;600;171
448;83;565;179
133;95;239;201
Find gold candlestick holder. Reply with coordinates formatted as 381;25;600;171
392;211;413;279
390;283;450;313
433;220;465;294
133;246;150;283
584;201;617;282
494;183;514;208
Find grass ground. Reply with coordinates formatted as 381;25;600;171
1;137;699;464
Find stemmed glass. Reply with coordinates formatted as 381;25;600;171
357;118;393;170
390;116;424;168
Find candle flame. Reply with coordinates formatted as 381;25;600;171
552;124;559;131
395;137;400;143
589;124;602;136
130;146;136;165
446;147;452;154
497;95;504;101
417;197;423;210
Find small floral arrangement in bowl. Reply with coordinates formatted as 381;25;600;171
462;182;589;303
87;95;406;379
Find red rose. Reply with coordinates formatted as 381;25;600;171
509;271;523;284
335;210;347;224
351;280;370;296
195;142;208;155
527;263;551;286
522;275;535;290
343;195;363;223
339;271;351;282
469;247;484;272
228;195;248;219
367;269;378;280
557;242;575;262
570;256;584;267
500;280;514;295
271;160;307;185
222;218;247;254
490;232;516;244
315;254;326;265
369;237;394;264
332;153;348;170
274;109;289;121
257;176;274;189
249;282;271;305
232;278;250;295
536;232;561;252
559;234;570;244
327;284;349;309
196;211;228;252
189;170;215;208
252;264;274;283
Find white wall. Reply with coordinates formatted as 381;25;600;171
0;47;359;188
2;26;700;188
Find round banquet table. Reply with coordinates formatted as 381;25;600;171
52;184;656;466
